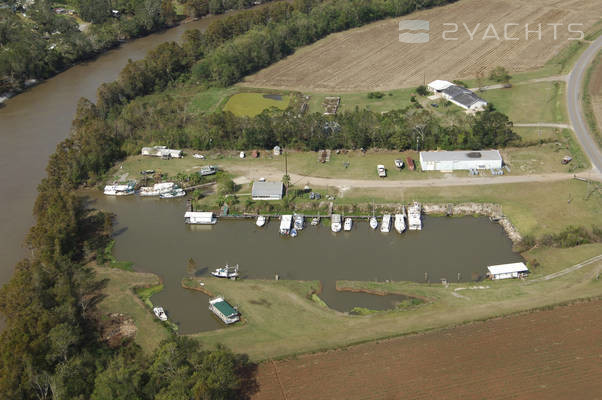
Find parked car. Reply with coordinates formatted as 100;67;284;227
394;159;404;169
561;156;573;165
377;164;386;177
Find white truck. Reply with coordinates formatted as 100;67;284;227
377;164;386;177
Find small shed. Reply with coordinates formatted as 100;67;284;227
252;181;284;200
273;146;281;155
184;212;217;225
487;262;529;280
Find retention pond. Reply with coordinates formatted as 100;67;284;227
90;194;523;334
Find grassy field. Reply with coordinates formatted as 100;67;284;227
222;92;291;116
186;250;602;360
241;0;600;92
186;87;236;114
339;179;602;238
479;82;567;123
95;266;171;353
306;88;415;114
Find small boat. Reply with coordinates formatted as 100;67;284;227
380;214;391;233
140;182;176;196
160;188;186;198
293;214;304;230
211;264;239;279
343;217;353;231
192;153;205;159
311;216;320;226
199;165;217;176
408;202;422;230
153;307;167;321
369;216;378;230
290;228;298;237
394;213;406;233
256;215;267;227
331;214;342;233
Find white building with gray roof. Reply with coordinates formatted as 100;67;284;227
428;80;487;112
252;181;285;200
419;150;502;171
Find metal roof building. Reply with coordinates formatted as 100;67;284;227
487;262;529;280
419;150;502;171
428;80;487;111
252;181;284;200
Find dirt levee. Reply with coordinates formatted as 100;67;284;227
253;300;602;399
242;0;600;92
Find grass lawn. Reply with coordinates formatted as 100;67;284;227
186;252;602;360
186;87;236;114
95;266;171;354
479;82;567;124
340;179;602;238
222;92;291;117
306;88;415;114
513;126;560;142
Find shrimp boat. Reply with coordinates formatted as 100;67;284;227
380;214;392;233
160;188;186;198
153;307;168;321
331;214;342;232
343;217;353;231
104;182;135;196
394;210;406;234
293;214;304;230
211;264;239;279
369;216;378;230
280;215;292;235
408;202;422;230
256;215;267;227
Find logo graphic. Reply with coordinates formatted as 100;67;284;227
399;20;430;43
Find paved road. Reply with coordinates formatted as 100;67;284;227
514;123;572;129
567;35;602;173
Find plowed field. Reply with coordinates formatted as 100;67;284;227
252;300;602;400
242;0;600;92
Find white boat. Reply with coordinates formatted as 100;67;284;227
294;214;304;230
290;228;298;237
331;214;342;232
380;214;391;233
211;264;239;279
408;202;422;230
104;182;135;196
153;307;167;321
139;182;176;196
256;215;267;227
280;215;292;235
343;217;353;231
311;216;320;226
209;297;240;325
185;211;217;224
193;153;205;159
394;213;406;233
160;188;186;198
199;165;217;176
369;216;378;230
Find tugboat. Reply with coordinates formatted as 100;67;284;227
343;217;353;231
153;307;168;321
211;264;239;279
256;215;267;227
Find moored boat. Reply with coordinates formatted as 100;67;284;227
280;215;292;235
369;216;378;230
293;213;304;230
343;217;353;231
380;214;391;233
331;214;342;232
394;213;406;233
290;228;298;237
211;264;239;279
408;202;422;230
209;297;240;325
256;215;267;227
104;182;135;196
139;182;176;196
311;216;320;226
160;188;186;198
153;307;167;321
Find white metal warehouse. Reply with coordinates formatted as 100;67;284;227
251;181;284;200
419;150;502;171
487;262;529;280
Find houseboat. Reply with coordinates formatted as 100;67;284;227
153;307;167;321
408;202;422;230
104;182;135;196
294;214;304;230
280;215;292;235
343;217;353;231
331;214;342;232
211;264;239;279
394;213;406;233
139;182;176;196
184;212;217;225
209;297;240;325
380;214;392;233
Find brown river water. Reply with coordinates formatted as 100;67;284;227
0;10;522;334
